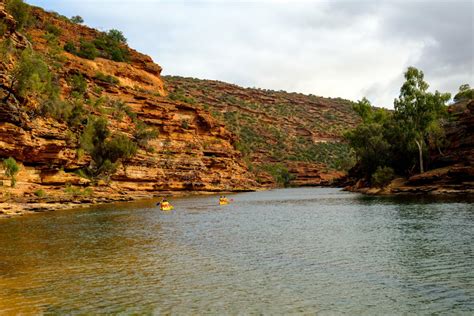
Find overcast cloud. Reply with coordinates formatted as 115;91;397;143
27;0;473;108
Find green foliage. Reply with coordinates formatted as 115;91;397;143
40;99;72;121
111;99;135;120
64;185;93;197
394;67;450;173
371;166;395;187
181;120;190;129
77;40;98;60
69;73;87;97
45;23;61;37
6;0;30;30
345;122;391;176
133;121;158;148
34;189;46;198
80;117;137;178
0;21;7;36
106;134;137;162
94;72;119;85
345;67;450;179
63;41;76;54
70;15;84;24
106;29;127;44
260;163;293;187
453;84;473;102
3;157;20;187
40;98;86;127
92;30;129;62
12;48;56;100
168;88;196;104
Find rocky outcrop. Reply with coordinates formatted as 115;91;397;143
287;161;345;186
164;76;359;186
0;3;259;217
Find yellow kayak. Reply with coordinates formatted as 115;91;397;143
160;205;174;211
219;200;229;205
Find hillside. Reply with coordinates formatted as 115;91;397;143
0;2;258;215
164;76;359;186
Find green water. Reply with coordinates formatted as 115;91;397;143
0;188;473;314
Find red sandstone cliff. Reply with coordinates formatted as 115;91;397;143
0;3;258;216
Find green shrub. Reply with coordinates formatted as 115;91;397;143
111;99;134;120
371;166;395;187
40;98;85;126
70;16;84;24
261;163;293;187
69;73;87;97
453;84;473;102
3;157;20;187
6;0;30;30
105;134;137;163
64;41;76;54
34;189;46;198
181;120;189;129
92;30;129;62
134;121;158;148
94;72;119;85
40;99;72;122
11;49;56;100
0;21;7;36
168;88;196;104
45;23;61;36
77;40;98;60
65;185;93;197
107;29;127;44
80;117;138;178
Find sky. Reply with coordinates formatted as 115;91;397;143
27;0;473;108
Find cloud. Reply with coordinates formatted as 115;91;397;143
27;0;473;108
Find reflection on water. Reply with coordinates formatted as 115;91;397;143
0;188;473;314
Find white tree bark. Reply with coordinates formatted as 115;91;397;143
415;139;424;173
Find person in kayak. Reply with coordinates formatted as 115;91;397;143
219;196;229;204
157;198;171;208
160;199;170;208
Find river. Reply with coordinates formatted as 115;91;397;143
0;188;473;314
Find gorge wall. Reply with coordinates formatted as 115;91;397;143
164;76;359;187
0;3;259;215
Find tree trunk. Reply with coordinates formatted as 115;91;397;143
415;139;424;173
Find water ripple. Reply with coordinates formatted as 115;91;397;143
0;188;473;314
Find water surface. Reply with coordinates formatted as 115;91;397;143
0;188;473;314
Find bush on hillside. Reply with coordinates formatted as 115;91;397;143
134;121;159;148
92;30;129;62
70;16;84;24
10;48;56;101
261;163;294;187
3;157;20;187
45;23;61;36
80;117;138;178
77;40;98;60
64;41;77;54
371;166;395;187
6;0;30;30
69;73;87;97
94;72;119;85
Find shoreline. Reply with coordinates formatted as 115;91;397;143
2;183;473;219
0;188;258;219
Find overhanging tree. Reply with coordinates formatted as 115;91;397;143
393;67;450;173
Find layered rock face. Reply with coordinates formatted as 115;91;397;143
0;4;257;215
164;76;359;186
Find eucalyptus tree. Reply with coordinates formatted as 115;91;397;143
393;67;450;173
